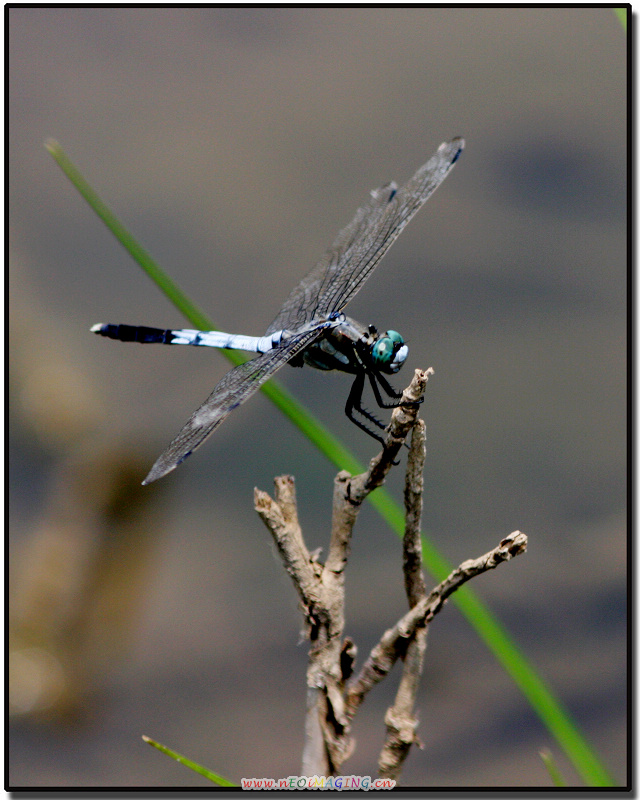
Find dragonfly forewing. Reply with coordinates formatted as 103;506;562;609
265;182;399;335
266;138;464;335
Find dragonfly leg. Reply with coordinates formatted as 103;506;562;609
345;371;387;446
369;372;424;410
368;372;420;454
368;372;402;409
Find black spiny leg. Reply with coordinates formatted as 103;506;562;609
345;371;387;446
367;372;402;409
345;370;419;455
351;371;396;432
368;371;418;454
369;371;423;412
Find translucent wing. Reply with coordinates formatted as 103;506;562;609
143;327;324;483
266;138;463;335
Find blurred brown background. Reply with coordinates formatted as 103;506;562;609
9;7;626;788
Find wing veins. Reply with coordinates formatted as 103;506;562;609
266;138;463;334
143;326;325;483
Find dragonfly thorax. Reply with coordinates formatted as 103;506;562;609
294;316;408;376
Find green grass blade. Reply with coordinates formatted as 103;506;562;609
50;142;614;786
260;379;364;474
614;8;627;30
452;584;613;785
45;139;213;331
367;488;614;786
540;748;568;787
142;735;235;786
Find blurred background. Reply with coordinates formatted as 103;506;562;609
9;7;626;788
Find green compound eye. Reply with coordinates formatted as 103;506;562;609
372;330;405;367
386;330;404;346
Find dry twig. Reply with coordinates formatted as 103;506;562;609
377;418;428;779
254;368;527;780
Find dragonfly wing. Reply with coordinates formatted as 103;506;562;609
143;327;324;484
266;178;401;335
316;137;464;316
266;138;463;334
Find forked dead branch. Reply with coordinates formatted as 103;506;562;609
254;368;527;781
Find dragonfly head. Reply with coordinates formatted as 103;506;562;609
371;330;408;374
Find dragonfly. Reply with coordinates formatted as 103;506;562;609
92;138;464;484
